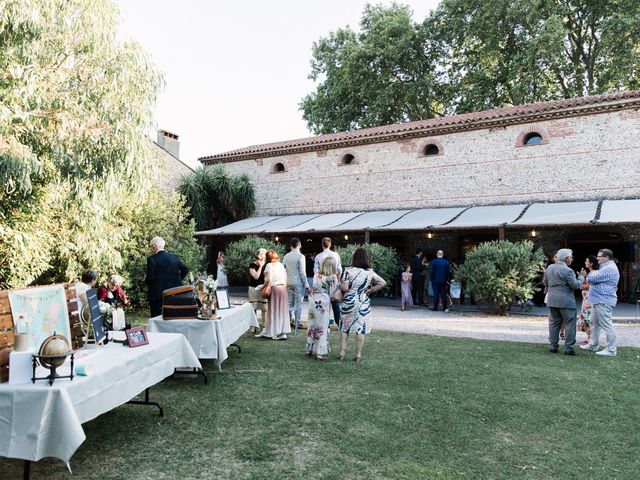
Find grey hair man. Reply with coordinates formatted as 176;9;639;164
283;237;308;329
313;237;343;326
543;248;586;355
145;236;189;317
580;248;620;357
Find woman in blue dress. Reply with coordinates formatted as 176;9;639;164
338;248;386;362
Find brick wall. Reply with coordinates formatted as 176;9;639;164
219;110;640;216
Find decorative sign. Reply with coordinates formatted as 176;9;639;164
8;285;71;351
215;289;231;310
85;288;106;344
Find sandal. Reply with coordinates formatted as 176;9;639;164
316;355;328;361
338;354;345;362
354;355;361;363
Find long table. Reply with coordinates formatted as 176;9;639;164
0;332;201;465
146;302;259;366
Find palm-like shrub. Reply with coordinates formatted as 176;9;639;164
455;240;545;315
178;166;255;231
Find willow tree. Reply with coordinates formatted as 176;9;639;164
0;0;163;287
178;165;256;232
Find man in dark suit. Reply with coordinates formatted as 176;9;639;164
430;249;451;312
410;248;425;306
145;236;190;317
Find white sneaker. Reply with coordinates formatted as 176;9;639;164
444;308;450;313
595;349;616;357
579;344;598;351
276;334;287;340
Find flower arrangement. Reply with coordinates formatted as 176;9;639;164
198;275;218;296
195;275;218;318
98;300;113;316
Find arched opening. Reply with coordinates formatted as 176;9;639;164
341;154;355;165
424;144;440;156
523;132;543;146
272;162;285;173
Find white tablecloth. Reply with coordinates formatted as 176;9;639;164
146;302;259;363
0;332;201;463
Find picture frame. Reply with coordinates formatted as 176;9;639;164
215;289;231;310
124;327;149;348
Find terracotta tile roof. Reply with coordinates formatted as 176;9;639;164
200;90;640;163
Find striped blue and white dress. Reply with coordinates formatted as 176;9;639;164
339;267;384;335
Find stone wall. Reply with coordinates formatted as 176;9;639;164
219;110;640;216
152;141;193;194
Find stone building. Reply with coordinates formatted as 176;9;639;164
198;91;640;300
153;129;194;194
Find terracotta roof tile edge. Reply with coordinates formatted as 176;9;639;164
199;90;640;163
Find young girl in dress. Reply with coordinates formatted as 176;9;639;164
400;264;413;311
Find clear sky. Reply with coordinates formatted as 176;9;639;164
116;0;441;167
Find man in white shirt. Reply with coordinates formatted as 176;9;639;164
283;237;309;329
313;237;343;326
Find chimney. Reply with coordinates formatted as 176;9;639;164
157;129;180;158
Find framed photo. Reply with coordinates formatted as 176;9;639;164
215;289;231;309
125;327;149;348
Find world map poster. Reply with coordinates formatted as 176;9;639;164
8;284;71;351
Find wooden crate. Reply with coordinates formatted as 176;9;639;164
0;283;84;383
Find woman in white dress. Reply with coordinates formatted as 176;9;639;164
216;251;228;288
307;256;339;360
255;249;290;340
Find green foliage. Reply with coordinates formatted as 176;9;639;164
455;240;545;315
0;0;164;289
178;166;256;231
335;243;398;285
301;1;640;133
116;190;206;308
223;236;286;285
301;3;441;134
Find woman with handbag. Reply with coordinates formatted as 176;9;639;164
306;256;339;360
255;249;290;340
338;248;386;362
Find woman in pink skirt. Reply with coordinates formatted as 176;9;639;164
255;249;291;340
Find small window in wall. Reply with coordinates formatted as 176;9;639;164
341;154;355;165
523;132;543;146
272;162;285;173
424;144;440;156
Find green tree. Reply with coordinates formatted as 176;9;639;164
0;0;164;288
223;236;286;285
117;190;206;308
300;3;442;134
335;243;397;285
178;165;256;231
455;240;545;315
301;1;640;132
431;0;640;113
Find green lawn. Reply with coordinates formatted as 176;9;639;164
2;327;639;479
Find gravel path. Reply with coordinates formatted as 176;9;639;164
229;290;640;348
366;306;640;348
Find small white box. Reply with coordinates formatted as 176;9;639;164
9;350;33;385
